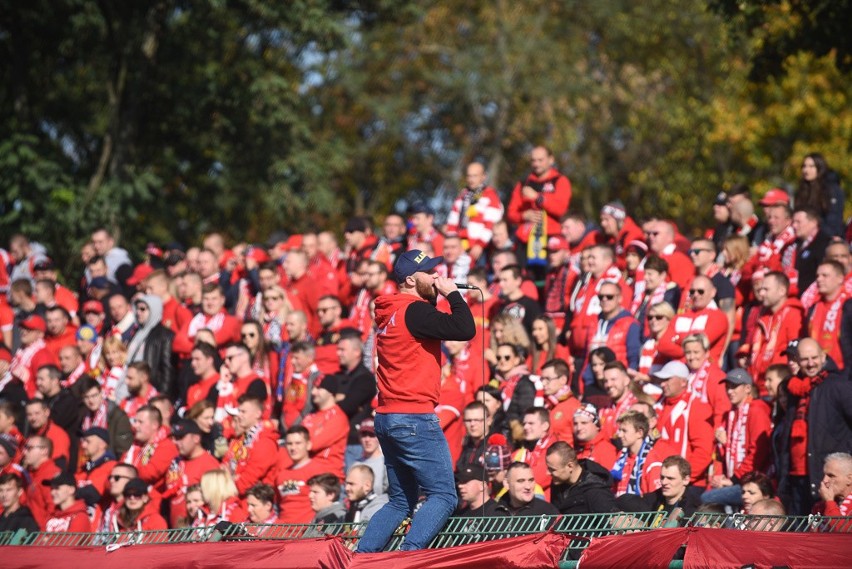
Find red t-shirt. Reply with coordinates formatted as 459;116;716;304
275;458;329;524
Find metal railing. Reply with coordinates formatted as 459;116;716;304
3;512;850;553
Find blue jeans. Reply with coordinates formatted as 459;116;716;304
355;413;456;552
700;484;743;508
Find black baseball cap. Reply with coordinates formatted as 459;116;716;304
456;464;487;484
171;419;202;438
79;427;110;445
43;472;77;488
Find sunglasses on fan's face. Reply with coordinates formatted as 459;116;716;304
689;289;705;297
598;294;617;301
497;354;514;362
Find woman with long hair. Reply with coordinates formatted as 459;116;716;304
529;315;571;375
241;319;279;392
494;342;540;444
796;153;845;237
486;314;533;369
98;336;127;402
258;285;292;349
115;478;168;535
583;347;617;409
187;399;226;458
200;469;247;525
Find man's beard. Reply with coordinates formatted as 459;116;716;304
415;279;438;305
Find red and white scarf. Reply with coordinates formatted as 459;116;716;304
724;400;751;477
123;425;169;467
82;402;109;431
188;311;226;338
687;360;712;404
62;362;87;389
10;338;47;386
100;365;124;401
638;339;658;376
808;291;849;368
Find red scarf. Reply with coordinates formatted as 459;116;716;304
82;402;109;430
724;399;751;478
808;291;849;368
787;371;828;471
687;360;712;405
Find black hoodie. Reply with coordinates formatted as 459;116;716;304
550;459;618;514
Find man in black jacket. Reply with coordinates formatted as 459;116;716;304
127;295;175;398
786;339;852;514
642;455;702;520
79;377;133;458
486;462;558;516
334;332;377;474
792;208;833;293
546;441;617;514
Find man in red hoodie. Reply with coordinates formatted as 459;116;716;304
357;249;475;553
750;271;804;394
223;394;277;497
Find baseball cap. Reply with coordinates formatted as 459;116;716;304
88;277;110;290
82;300;104;314
42;472;77;488
714;191;728;206
344;217;370;234
317;374;340;395
127;263;154;286
358;418;376;436
651;360;690;382
122;478;149;498
758;188;790;207
547;235;568;251
171;419;202;438
724;368;753;386
393;249;443;283
79;427;110;445
783;339;800;357
20;315;46;332
408;201;435;216
456;464;487;484
33;258;55;272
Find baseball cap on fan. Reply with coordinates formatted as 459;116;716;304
393;249;443;283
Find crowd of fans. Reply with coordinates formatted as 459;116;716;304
0;148;850;539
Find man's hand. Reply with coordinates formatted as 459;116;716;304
433;275;458;297
819;479;835;503
522;210;543;224
522;185;539;200
715;428;727;445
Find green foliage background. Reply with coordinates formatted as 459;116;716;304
1;0;849;275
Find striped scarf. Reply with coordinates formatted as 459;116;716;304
611;437;655;495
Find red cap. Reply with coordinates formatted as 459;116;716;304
82;300;104;314
245;246;270;264
759;188;790;207
284;234;303;251
546;235;568;251
20;315;46;332
127;263;155;286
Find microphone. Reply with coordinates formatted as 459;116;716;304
455;283;480;290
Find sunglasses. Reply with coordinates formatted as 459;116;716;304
688;289;705;296
648;314;668;321
497;355;514;362
688;249;713;255
598;294;617;301
124;492;145;499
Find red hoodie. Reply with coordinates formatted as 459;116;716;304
45;499;91;533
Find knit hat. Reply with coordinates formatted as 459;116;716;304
601;201;627;221
573;403;600;427
483;434;511;473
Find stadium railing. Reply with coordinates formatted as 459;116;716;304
3;512;850;568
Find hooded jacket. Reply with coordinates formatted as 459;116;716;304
126;294;175;397
550;459;619;515
373;291;474;414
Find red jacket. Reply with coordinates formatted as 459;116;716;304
437;372;467;466
122;437;180;491
507;168;572;243
657;244;695;291
45;499;91;533
161;296;192;335
671;306;729;363
33;421;70;467
26;459;61;528
575;431;618;471
721;398;772;479
44;325;78;359
172;310;241;356
275;458;329;524
656;391;715;483
116;500;169;536
286;273;321;338
163;450;220;527
750;298;804;393
302;405;348;479
224;424;279;496
76;456;117;506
